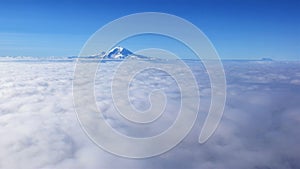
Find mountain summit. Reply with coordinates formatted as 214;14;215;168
105;46;133;59
98;46;149;60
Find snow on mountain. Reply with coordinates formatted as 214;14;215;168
105;46;133;59
99;46;149;60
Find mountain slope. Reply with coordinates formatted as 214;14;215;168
105;46;133;59
100;47;149;60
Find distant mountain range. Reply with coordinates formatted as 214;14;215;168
69;47;276;61
0;47;275;62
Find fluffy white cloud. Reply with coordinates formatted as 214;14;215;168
0;60;299;169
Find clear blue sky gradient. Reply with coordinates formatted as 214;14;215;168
0;0;299;60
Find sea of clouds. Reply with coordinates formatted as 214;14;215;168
0;59;299;169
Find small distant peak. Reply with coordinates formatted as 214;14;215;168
261;58;273;61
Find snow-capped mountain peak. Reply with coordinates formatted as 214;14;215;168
105;46;133;59
76;47;156;60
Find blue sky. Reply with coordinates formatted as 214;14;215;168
0;0;299;60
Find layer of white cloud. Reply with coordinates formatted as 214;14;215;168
0;60;299;169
